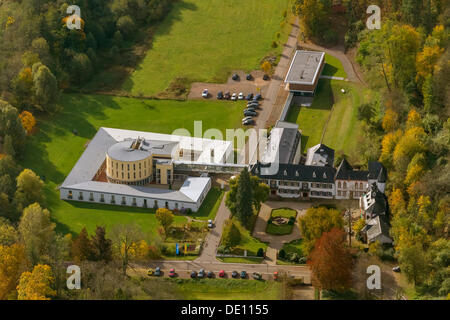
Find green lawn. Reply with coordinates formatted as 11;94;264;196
322;53;347;78
217;257;264;264
123;0;293;95
277;239;306;265
20;94;245;235
173;278;282;300
232;218;268;257
286;79;368;163
266;208;297;235
191;187;224;221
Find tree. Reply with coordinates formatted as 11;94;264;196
32;63;58;112
117;15;136;39
91;226;112;262
298;206;344;254
71;227;93;263
381;109;399;132
308;228;353;293
19;111;36;135
155;208;174;239
17;264;55;300
14;168;44;211
3;135;15;158
0;217;19;246
261;61;272;74
18;203;55;265
222;219;241;248
235;168;254;228
297;0;328;39
398;242;429;285
111;224;143;275
352;218;366;235
70;53;93;85
0;243;27;299
250;176;270;212
0;101;27;156
12;68;33;108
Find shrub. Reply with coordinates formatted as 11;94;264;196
278;249;286;259
298;257;307;264
289;252;300;262
217;245;226;254
323;29;338;44
271;41;278;48
288;216;295;225
257;248;264;257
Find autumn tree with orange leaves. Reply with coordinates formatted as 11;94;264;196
19;111;36;135
308;228;353;295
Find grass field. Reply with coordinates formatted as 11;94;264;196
190;187;224;221
286;79;369;163
173;278;283;300
277;239;306;265
266;208;297;235
232;218;268;257
20;94;245;235
123;0;293;95
322;53;347;78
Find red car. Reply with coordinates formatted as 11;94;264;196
169;268;176;278
219;270;225;278
273;271;278;280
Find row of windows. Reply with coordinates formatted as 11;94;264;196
67;191;184;209
111;169;147;180
310;191;333;197
311;183;333;189
337;181;366;189
109;159;150;172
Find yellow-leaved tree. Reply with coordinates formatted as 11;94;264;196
382;109;399;132
19;111;36;135
17;264;55;300
0;244;27;300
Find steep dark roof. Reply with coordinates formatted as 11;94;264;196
368;161;386;180
365;183;387;215
367;215;392;243
251;162;336;183
377;167;387;183
335;159;369;181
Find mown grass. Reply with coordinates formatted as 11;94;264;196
123;0;293;95
20;94;244;236
322;53;347;78
286;79;368;163
266;208;297;235
191;187;224;221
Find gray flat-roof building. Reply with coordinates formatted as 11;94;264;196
285;50;325;96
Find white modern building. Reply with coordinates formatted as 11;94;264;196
59;127;233;212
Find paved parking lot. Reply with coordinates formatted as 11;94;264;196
188;70;270;100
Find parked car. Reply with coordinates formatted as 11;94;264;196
224;91;231;99
198;269;206;278
254;94;262;100
243;119;255;126
154;267;161;276
244;107;256;113
238;92;244;100
208;219;214;228
240;271;247;279
231;93;237;101
252;272;262;280
190;271;198;278
246;93;253;100
168;268;176;278
247;100;259;106
273;271;278;280
202;89;209;98
231;271;239;278
147;268;154;276
263;74;269;80
207;271;214;278
217;91;223;99
244;110;257;117
219;270;225;278
242;116;253;123
246;73;252;80
392;266;401;272
232;73;239;81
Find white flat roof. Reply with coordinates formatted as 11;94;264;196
285;50;325;85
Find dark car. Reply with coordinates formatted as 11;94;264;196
244;110;257;117
247;102;259;108
246;93;253;100
240;271;247;279
198;269;206;278
168;268;176;278
224;91;231;99
190;271;198;278
246;73;252;80
232;73;239;81
245;107;256;113
207;271;214;278
243;119;255;126
217;91;224;99
254;94;262;100
252;272;262;280
231;271;239;278
154;267;161;276
263;74;269;81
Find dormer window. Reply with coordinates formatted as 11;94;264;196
312;171;316;178
323;172;327;179
295;170;299;177
284;170;287;176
